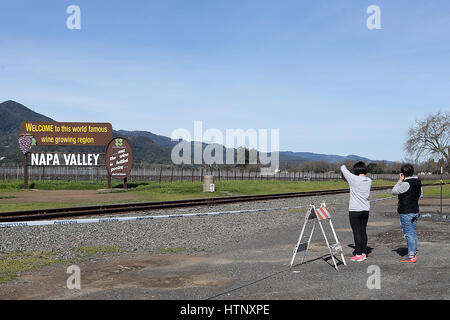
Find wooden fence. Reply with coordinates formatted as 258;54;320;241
0;165;447;183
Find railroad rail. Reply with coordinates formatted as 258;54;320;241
0;184;443;223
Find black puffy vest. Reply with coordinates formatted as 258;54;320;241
397;178;422;214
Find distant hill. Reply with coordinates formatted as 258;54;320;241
116;132;376;166
279;151;371;164
0;100;54;132
0;100;382;166
0;100;172;165
0;100;54;163
116;129;178;149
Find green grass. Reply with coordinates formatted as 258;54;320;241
0;250;65;283
372;182;450;199
0;179;447;213
0;179;123;191
422;184;450;198
0;245;122;283
0;178;394;192
132;179;396;201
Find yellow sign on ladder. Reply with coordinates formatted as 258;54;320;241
289;201;346;271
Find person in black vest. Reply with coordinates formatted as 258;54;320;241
392;164;423;263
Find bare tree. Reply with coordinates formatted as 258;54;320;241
405;111;449;165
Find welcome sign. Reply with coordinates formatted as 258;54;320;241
20;122;112;146
18;120;133;189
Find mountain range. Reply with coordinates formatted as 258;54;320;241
0;100;375;166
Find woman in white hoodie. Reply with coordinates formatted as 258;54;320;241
340;162;372;262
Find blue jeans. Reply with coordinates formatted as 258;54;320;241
399;213;419;256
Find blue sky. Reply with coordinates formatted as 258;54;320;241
1;0;449;161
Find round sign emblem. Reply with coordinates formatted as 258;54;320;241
105;137;133;180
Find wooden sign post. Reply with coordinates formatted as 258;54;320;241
18;134;33;190
23;153;28;190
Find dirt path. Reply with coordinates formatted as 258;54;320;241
0;253;234;300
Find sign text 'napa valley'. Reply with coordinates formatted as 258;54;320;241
31;153;101;166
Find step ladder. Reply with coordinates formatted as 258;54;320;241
289;201;346;271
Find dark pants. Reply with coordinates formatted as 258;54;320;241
349;211;369;255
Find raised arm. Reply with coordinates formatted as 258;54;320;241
392;180;410;195
340;165;358;185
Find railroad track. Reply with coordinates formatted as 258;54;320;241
0;184;443;223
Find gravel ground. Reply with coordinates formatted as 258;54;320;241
0;193;353;260
1;190;449;300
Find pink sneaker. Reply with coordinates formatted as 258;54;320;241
350;254;366;262
399;255;417;263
